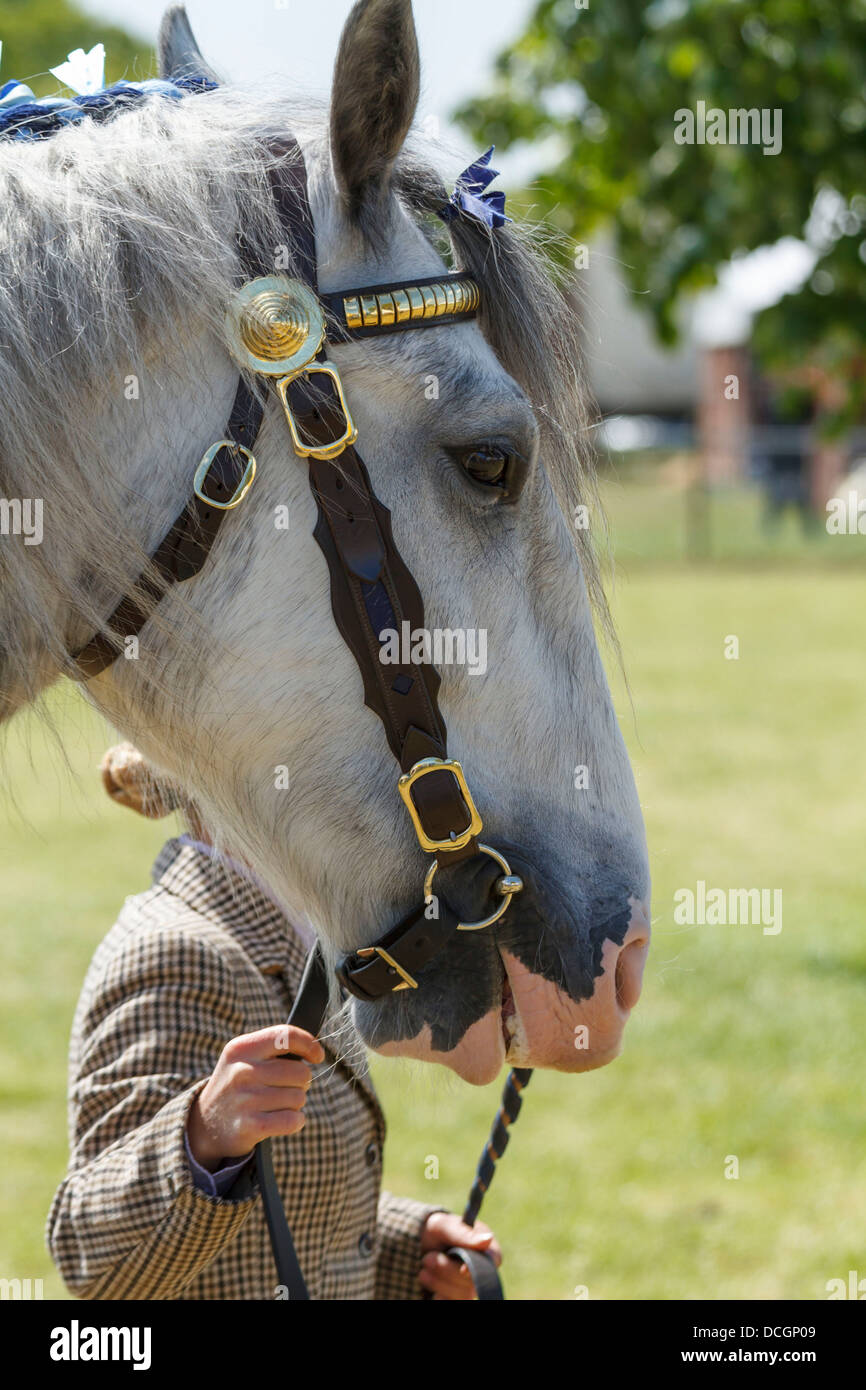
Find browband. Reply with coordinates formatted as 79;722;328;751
322;272;479;342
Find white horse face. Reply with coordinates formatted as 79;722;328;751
136;0;649;1082
0;1;650;1083
109;223;650;1083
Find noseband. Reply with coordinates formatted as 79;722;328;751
71;140;530;1299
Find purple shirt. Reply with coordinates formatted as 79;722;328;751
185;1132;254;1197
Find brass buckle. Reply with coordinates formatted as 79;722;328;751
277;362;359;462
397;757;483;854
193;441;257;510
424;843;523;932
356;945;418;991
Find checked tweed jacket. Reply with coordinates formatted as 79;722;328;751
47;838;441;1300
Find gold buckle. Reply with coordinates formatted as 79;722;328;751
277;361;359;462
193;441;257;510
397;757;483;854
356;946;418;991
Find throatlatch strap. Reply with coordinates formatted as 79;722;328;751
70;139;312;683
70;376;263;679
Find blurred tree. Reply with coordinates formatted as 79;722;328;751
456;0;866;430
0;0;150;94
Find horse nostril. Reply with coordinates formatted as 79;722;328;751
615;935;648;1011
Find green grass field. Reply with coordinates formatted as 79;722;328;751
2;474;864;1300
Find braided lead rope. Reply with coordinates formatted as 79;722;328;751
462;1067;533;1227
435;1067;533;1300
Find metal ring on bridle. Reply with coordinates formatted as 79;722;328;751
423;843;524;932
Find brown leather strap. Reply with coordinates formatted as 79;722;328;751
71;378;261;679
261;144;478;858
336;896;460;1001
282;366;477;860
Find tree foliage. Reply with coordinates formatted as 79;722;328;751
456;0;866;426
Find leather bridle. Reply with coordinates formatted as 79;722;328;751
71;140;530;1300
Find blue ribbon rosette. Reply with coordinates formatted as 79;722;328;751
438;146;511;230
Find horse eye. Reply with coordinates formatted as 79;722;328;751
459;445;510;489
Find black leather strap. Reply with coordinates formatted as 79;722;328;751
446;1247;504;1301
257;941;506;1301
256;942;330;1301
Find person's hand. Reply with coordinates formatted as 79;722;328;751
187;1025;325;1170
418;1211;502;1300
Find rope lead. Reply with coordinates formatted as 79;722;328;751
462;1067;533;1227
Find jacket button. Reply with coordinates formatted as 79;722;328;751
358;1231;375;1258
365;1142;379;1167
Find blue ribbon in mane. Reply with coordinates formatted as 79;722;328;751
0;75;217;141
438;146;511;230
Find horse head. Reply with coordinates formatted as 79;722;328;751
0;0;650;1083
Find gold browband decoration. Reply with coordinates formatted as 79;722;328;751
342;279;480;333
227;276;326;378
219;275;480;474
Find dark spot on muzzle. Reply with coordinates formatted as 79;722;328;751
492;843;637;1001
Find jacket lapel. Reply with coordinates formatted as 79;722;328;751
152;838;378;1102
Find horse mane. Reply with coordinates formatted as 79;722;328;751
0;81;609;716
0;84;317;710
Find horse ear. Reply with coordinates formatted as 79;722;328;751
157;5;219;82
330;0;420;220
